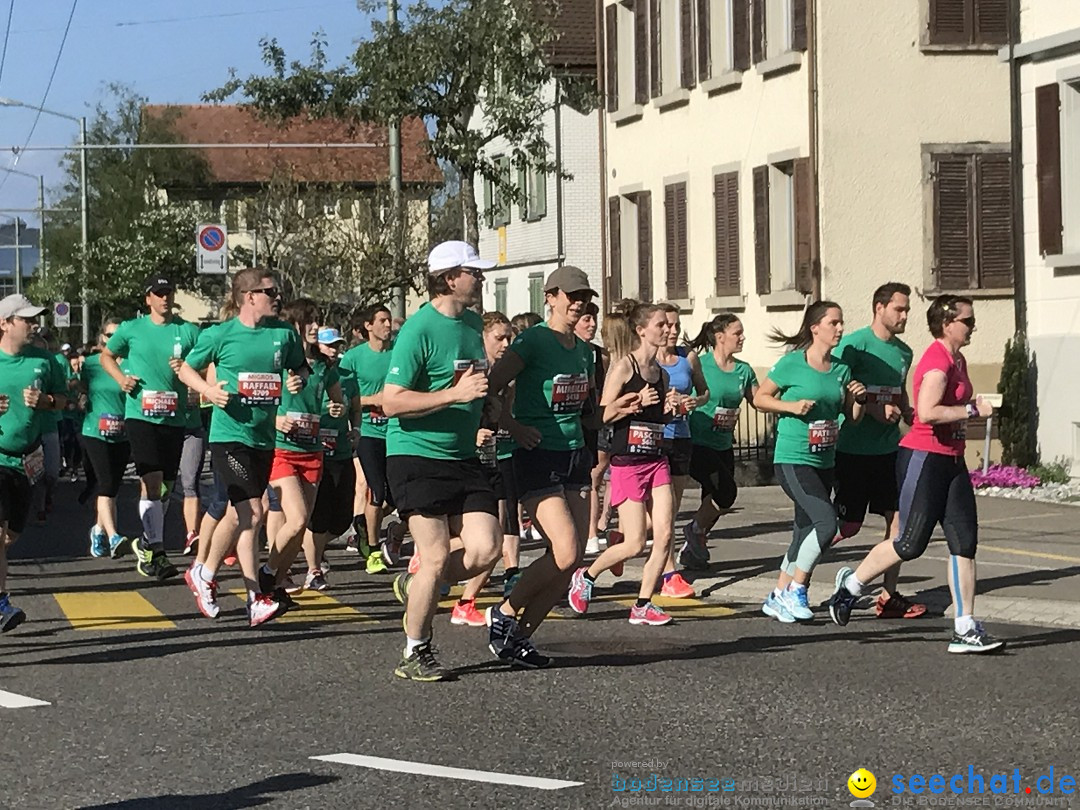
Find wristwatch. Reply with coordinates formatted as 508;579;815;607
965;402;979;419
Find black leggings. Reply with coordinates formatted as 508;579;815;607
892;448;977;560
82;436;131;498
775;463;836;576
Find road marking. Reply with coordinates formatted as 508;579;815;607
978;544;1080;564
228;590;373;624
310;753;583;790
0;689;50;709
53;591;176;630
979;512;1064;525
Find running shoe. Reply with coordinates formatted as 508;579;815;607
0;593;26;633
828;567;858;627
947;623;1005;654
223;546;238;567
381;519;403;567
344;533;360;555
282;575;304;596
247;594;282;627
585;536;601;555
108;534;130;559
486;605;520;658
354;518;373;558
505;634;551;669
567;567;593;614
783;586;814;621
394;641;448;682
678;521;709;570
875;591;927;619
502;570;522;599
184;562;202;594
450;598;486;627
407;547;421;575
660;572;695;599
305;569;329;592
89;525;109;558
319;556;331;572
608;530;625;577
762;591;796;623
192;575;220;619
182;531;199;556
366;552;388;575
629;602;673;626
392;572;413;605
134;541;178;581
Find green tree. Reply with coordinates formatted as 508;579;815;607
997;334;1037;468
205;0;596;246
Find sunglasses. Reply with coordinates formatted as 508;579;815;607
14;315;38;324
104;331;117;338
246;287;281;298
955;316;976;329
148;288;175;298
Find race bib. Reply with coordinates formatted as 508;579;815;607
808;419;839;453
287;411;320;442
141;390;179;418
452;358;489;385
237;372;282;406
550;373;589;414
368;405;389;427
712;406;740;433
627;421;664;454
318;428;338;452
478;433;498;468
864;385;901;406
98;413;126;439
22;445;45;483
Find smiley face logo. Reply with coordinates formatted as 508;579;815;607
848;769;876;799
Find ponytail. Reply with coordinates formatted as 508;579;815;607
769;300;841;351
686;314;740;353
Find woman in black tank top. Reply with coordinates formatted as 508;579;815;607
567;303;679;626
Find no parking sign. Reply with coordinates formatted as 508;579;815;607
53;301;70;327
196;223;228;274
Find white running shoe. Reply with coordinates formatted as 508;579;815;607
247;594;281;627
585;536;601;554
192;574;220;619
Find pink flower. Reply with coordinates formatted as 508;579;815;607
969;464;1041;489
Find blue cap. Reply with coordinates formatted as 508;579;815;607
317;327;346;345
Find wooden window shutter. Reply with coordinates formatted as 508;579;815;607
664;183;688;300
676;184;689;297
483;177;494;228
713;172;740;296
732;0;750;70
793;157;814;294
680;0;696;89
933;153;975;291
650;0;662;97
606;4;619;112
1036;83;1063;256
697;0;711;79
751;0;765;64
608;196;623;302
791;0;808;52
975;152;1013;290
637;192;653;301
753;165;770;295
973;0;1008;45
634;0;649;104
928;0;971;46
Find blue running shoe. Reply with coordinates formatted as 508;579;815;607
89;525;109;558
762;592;796;623
0;592;26;633
109;534;130;560
828;566;858;627
784;586;814;621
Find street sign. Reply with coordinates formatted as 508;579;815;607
196;223;228;275
54;301;70;328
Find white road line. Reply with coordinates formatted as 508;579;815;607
310;753;583;790
979;512;1064;525
0;689;50;709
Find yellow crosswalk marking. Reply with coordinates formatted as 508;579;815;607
437;587;735;619
53;591;176;630
228;589;373;624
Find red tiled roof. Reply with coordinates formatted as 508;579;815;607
142;104;443;187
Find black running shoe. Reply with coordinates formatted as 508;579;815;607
394;642;449;682
948;623;1005;654
828;566;858;627
486;604;519;659
148;551;179;581
506;635;551;669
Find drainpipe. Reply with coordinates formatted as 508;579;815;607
595;0;609;311
1008;0;1026;336
807;0;821;301
555;81;565;267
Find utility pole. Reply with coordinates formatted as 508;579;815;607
38;175;46;280
388;0;405;321
13;218;21;295
79;115;89;344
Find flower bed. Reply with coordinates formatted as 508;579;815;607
969;464;1041;490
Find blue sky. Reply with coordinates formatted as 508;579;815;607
0;0;371;221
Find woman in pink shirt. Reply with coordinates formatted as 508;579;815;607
827;295;1004;654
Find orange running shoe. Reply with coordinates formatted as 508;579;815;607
660;572;694;599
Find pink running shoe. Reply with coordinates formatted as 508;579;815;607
567;567;593;614
182;530;199;556
660;572;694;599
450;598;486;627
629;602;673;626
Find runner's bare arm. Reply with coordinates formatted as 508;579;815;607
753;378;813;416
601;358;641;424
487;350;525;397
100;347;137;393
687;351;710;409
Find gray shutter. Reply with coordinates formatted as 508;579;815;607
714;172;740;296
793;157;814;294
975;152;1013;290
753;165;770;295
1036;83;1063;256
606;4;618;112
680;0;696;89
697;0;711;79
792;0;807;51
637;191;653;301
608;196;623;302
732;0;750;70
973;0;1008;45
635;0;649;104
751;0;765;64
928;0;971;46
650;0;662;97
933;152;975;290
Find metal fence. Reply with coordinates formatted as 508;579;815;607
732;399;776;462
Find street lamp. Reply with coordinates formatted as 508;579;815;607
0;166;45;295
0;97;89;342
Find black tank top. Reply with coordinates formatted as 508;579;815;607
610;355;668;464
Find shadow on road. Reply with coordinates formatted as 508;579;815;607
75;772;338;809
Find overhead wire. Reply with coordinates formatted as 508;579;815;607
0;0;14;87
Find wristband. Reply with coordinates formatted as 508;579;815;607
966;403;979;419
854;394;867;405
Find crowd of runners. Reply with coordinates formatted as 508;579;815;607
0;238;1004;682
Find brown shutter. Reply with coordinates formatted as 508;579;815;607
1036;83;1063;256
928;0;971;46
676;184;689;298
697;0;711;79
792;0;807;51
793;157;814;294
732;0;750;70
933;153;975;290
975;153;1013;290
753;165;770;296
680;0;695;88
637;192;653;301
608;196;622;302
751;0;765;64
973;0;1008;45
665;183;689;300
606;4;618;112
714;172;740;296
634;0;649;104
650;0;662;97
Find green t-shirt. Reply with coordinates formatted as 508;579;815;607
509;323;594;452
275;357;339;453
835;327;912;456
689;354;758;452
341;341;393;441
39;352;70;434
768;351;852;469
184;317;306;450
80;353;129;444
106;315;201;427
384;303;486;461
0;345;68;472
320;370;357;462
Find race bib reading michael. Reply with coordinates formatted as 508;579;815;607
98;413;125;439
627;421;664;454
287;412;320;442
237;372;283;406
452;358;488;386
808;419;839;453
550;373;589;414
864;385;901;405
141;390;179;418
712;406;740;433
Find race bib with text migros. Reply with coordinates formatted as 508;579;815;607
141;390;179;418
550;373;589;414
237;372;282;406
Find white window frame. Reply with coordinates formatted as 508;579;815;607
661;0;681;93
765;0;791;60
1062;78;1080;254
709;0;734;74
768;162;795;291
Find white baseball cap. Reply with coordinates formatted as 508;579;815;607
427;240;496;275
0;294;46;320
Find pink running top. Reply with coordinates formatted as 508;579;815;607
900;340;973;457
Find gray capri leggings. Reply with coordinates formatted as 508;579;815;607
775;463;837;577
177;428;206;498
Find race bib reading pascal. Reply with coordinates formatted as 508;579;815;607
452;358;489;386
318;428;338;452
141;390;179;418
864;385;901;405
627;421;665;455
712;406;740;433
22;445;45;483
237;372;283;406
98;413;125;439
550;373;589;414
808;419;839;453
287;412;320;442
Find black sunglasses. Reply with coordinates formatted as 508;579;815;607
246;287;281;298
955;316;976;329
